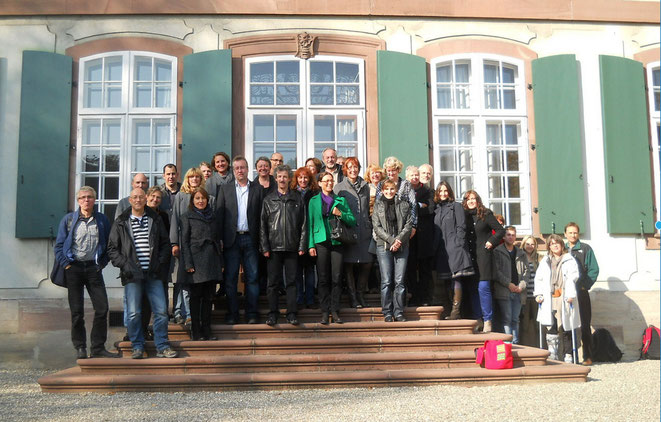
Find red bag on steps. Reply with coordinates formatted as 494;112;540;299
475;340;513;369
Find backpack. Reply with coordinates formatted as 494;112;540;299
591;328;622;363
640;325;661;360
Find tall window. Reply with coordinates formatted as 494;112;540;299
431;54;531;232
647;63;660;225
77;52;177;218
245;55;365;176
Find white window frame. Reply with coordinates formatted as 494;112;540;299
76;51;177;216
646;62;660;226
245;55;366;178
430;54;531;233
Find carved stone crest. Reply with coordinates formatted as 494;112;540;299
295;32;316;59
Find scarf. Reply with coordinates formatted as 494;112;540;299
194;205;214;222
382;196;397;236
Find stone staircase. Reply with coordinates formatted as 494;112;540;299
38;303;589;393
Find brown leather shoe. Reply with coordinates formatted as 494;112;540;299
582;358;593;366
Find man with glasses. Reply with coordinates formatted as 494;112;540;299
54;186;118;359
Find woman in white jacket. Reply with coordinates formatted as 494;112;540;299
534;234;581;363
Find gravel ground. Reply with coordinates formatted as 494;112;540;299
1;360;659;422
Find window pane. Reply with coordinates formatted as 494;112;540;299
436;64;451;83
455;63;470;83
254;115;274;142
310;85;334;105
336;116;357;142
276;85;300;105
135;58;152;81
503;89;515;109
251;62;274;83
314;115;335;142
83;121;101;145
278;144;297;169
83;176;99;193
456;86;470;109
438;124;454;145
132;148;150;172
484;64;499;83
491;201;504;217
86;59;102;82
336;144;356;158
502;66;515;84
336;62;359;83
134;121;151;144
310;61;333;83
250;85;274;105
103;120;121;145
508;203;521;225
106;83;122;108
155;85;171;108
103;204;117;222
437;86;451;108
484;86;499;109
83;148;100;171
506;151;519;171
154;120;171;145
276;61;299;83
314;143;334;157
508;176;520;198
504;124;518;145
154;148;170;173
458;124;472;145
487;150;503;171
105;58;122;81
459;176;473;194
135;83;152;107
458;149;473;171
85;83;102;108
486;124;501;145
439;150;455;171
104;149;120;172
155;60;171;82
653;69;660;86
254;143;274;158
104;177;119;200
276;115;297;142
489;176;504;198
336;85;359;105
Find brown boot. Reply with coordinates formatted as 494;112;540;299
446;287;462;320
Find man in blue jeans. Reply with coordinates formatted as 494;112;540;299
216;156;263;324
108;188;178;359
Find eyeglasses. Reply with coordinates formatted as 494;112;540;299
320;179;334;184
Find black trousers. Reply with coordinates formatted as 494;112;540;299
65;262;109;352
577;288;593;360
266;251;299;315
315;241;343;313
405;243;433;306
188;280;215;338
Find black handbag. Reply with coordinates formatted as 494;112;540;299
329;216;358;245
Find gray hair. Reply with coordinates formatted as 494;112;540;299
405;165;419;180
77;186;97;200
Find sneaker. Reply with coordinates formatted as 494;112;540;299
395;314;407;322
174;315;185;324
287;314;299;326
384;314;394;322
564;354;574;364
266;315;277;326
156;347;178;358
131;348;144;359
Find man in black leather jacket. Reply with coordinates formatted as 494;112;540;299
260;165;308;326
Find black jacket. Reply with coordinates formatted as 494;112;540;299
108;207;171;286
411;184;435;258
215;180;263;249
260;190;308;253
181;208;223;284
433;200;473;275
464;208;505;281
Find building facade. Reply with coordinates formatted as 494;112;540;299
0;1;658;366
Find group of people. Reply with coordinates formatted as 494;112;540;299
54;147;599;366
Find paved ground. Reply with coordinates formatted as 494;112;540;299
1;360;659;421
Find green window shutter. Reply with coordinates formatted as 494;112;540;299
599;55;655;234
16;51;72;238
182;49;232;172
377;51;429;167
531;54;586;234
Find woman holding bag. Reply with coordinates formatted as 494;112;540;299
308;172;355;324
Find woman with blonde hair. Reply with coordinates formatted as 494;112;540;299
519;235;541;347
364;164;384;217
377;156;417;233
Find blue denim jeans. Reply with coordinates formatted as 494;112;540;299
224;233;260;320
376;245;408;317
125;276;170;351
471;279;494;322
496;292;522;344
172;257;190;319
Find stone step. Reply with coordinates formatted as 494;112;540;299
165;319;477;341
38;361;589;393
210;306;444;323
115;332;509;357
212;293;398;310
78;346;549;375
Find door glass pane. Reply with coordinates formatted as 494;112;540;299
458;124;472;145
83;148;100;171
251;62;274;83
310;62;333;83
314;143;334;157
336;62;359;83
336;86;359;105
487;150;503;171
254;143;274;158
310;85;334;105
276;115;297;142
276;85;300;105
336;116;357;142
104;149;120;172
336;144;356;158
254;115;274;142
504;124;518;145
104;177;120;200
103;204;117;222
491;202;503;217
486;124;501;145
83;176;99;193
154;148;170;173
276;61;299;83
314;116;335;142
459;176;473;195
103;120;121;145
458;149;473;171
506;151;519;171
134;120;151;144
278;144;297;169
439;150;455;171
251;85;274;105
132;148;150;172
438;124;454;145
507;176;520;198
508;203;521;225
83;121;101;145
154;120;171;145
489;176;504;198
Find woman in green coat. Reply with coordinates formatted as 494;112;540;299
308;171;356;324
